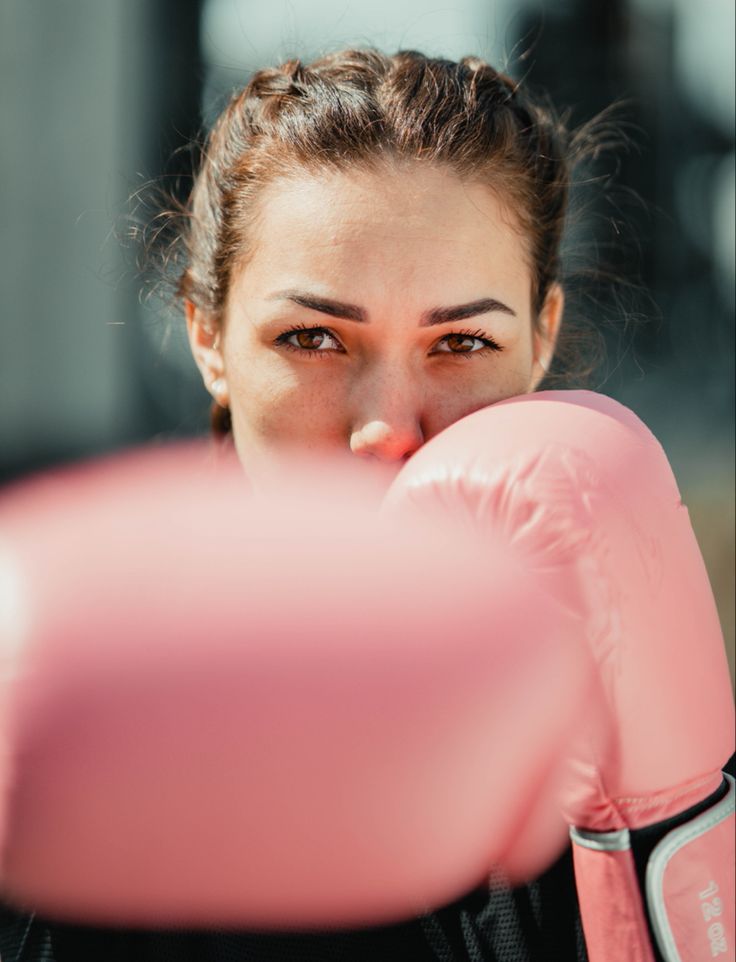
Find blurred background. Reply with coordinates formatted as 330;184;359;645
1;0;733;679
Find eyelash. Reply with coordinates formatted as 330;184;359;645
273;324;503;359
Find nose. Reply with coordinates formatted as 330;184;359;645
349;373;425;462
350;420;424;462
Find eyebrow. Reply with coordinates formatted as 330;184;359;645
265;289;517;325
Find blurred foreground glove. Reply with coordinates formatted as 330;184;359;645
383;390;735;962
0;442;593;931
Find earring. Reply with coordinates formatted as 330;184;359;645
210;377;228;406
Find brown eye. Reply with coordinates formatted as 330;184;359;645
444;334;476;353
295;330;327;350
432;330;503;357
275;326;344;355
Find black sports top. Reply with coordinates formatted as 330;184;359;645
0;845;588;961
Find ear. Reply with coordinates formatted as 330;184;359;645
530;283;564;391
185;300;230;408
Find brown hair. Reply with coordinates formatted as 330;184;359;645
151;48;632;435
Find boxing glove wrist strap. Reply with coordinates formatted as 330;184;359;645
571;773;735;962
645;773;734;962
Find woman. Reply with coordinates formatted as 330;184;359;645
0;47;654;961
180;48;573;482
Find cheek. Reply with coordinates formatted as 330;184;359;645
225;347;348;446
491;328;537;394
423;351;536;440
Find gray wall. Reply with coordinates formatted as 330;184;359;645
1;1;142;467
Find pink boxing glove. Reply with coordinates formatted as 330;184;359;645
383;390;735;962
0;441;594;931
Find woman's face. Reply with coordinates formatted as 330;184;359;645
188;162;563;482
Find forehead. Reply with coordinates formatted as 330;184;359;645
236;161;532;300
